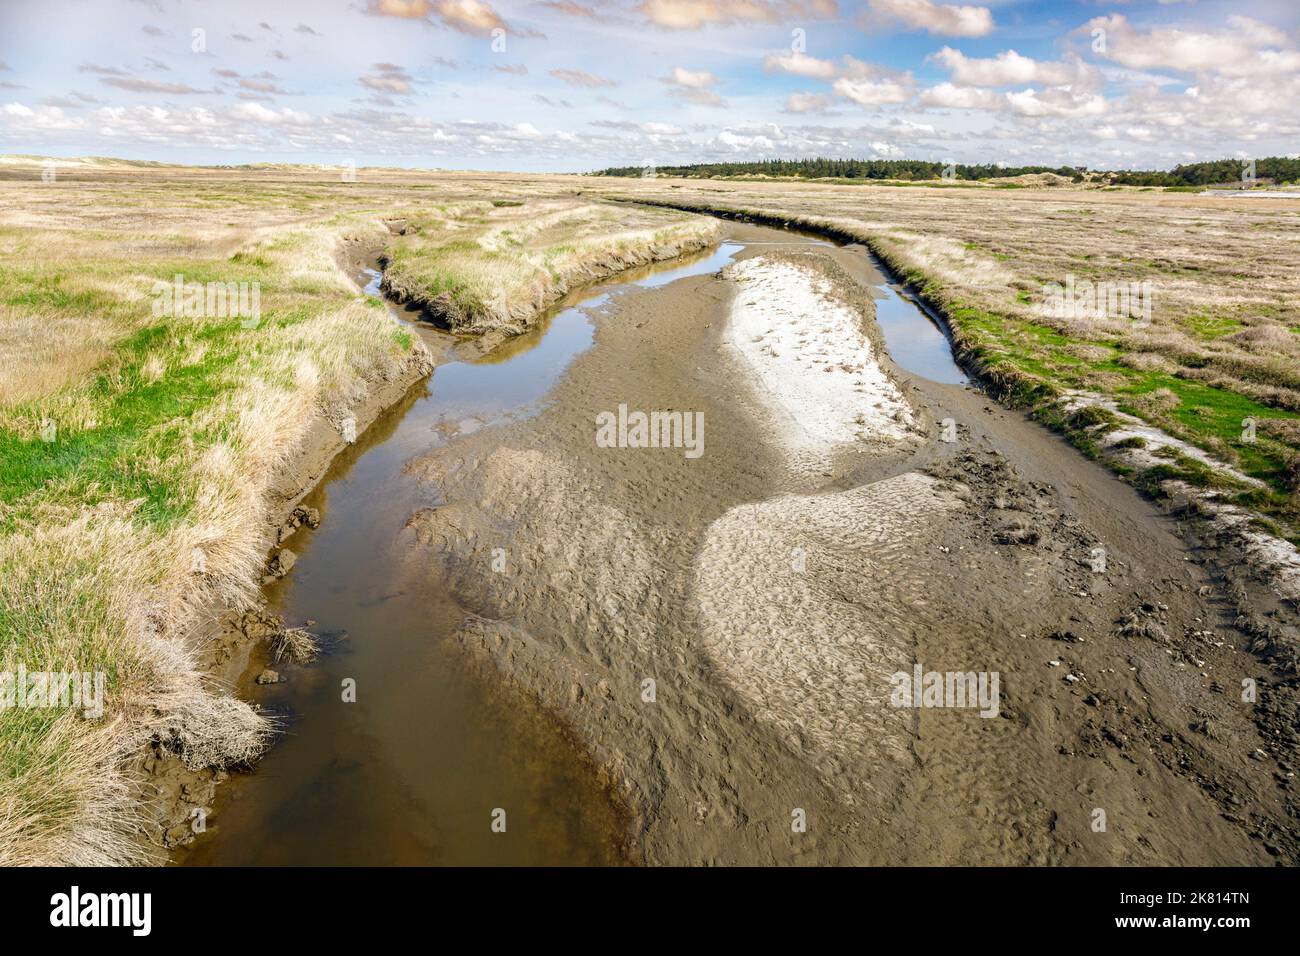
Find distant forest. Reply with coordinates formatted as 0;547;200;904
592;156;1300;187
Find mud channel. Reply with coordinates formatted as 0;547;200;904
181;221;1297;866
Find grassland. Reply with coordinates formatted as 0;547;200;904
379;199;719;334
582;176;1300;539
0;165;439;863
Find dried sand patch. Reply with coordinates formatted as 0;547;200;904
692;471;965;789
724;255;918;477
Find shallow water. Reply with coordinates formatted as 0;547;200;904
865;265;968;385
180;223;963;866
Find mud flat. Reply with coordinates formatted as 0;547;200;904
175;240;750;864
183;220;1298;866
402;222;1298;865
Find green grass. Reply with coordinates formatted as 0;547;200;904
0;322;236;532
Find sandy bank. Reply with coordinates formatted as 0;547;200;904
724;254;919;477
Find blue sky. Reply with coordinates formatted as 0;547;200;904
1;0;1297;171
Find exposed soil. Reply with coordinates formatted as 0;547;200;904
397;223;1299;865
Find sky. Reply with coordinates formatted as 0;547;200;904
1;0;1298;172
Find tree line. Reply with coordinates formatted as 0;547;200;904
591;156;1300;186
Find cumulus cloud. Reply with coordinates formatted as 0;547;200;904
666;66;717;89
833;74;912;106
1083;14;1300;78
661;66;725;106
635;0;838;29
230;102;312;125
866;0;993;38
784;92;831;113
641;121;686;135
366;0;513;36
919;82;999;109
2;102;83;130
763;52;837;80
1005;87;1106;118
714;123;788;152
931;47;1093;88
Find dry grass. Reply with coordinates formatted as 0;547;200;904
0;164;436;864
271;626;318;665
379;199;720;334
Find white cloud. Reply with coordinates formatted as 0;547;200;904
763;52;837;80
931;47;1092;88
784;92;830;113
919;82;999;109
833;75;912;106
1084;14;1300;78
101;77;209;95
661;66;725;106
641;121;685;135
867;0;993;38
229;102;313;124
1004;87;1106;118
549;69;618;88
666;66;717;89
635;0;838;29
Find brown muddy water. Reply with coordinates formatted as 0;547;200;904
180;223;965;866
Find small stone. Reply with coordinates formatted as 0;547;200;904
264;548;296;580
